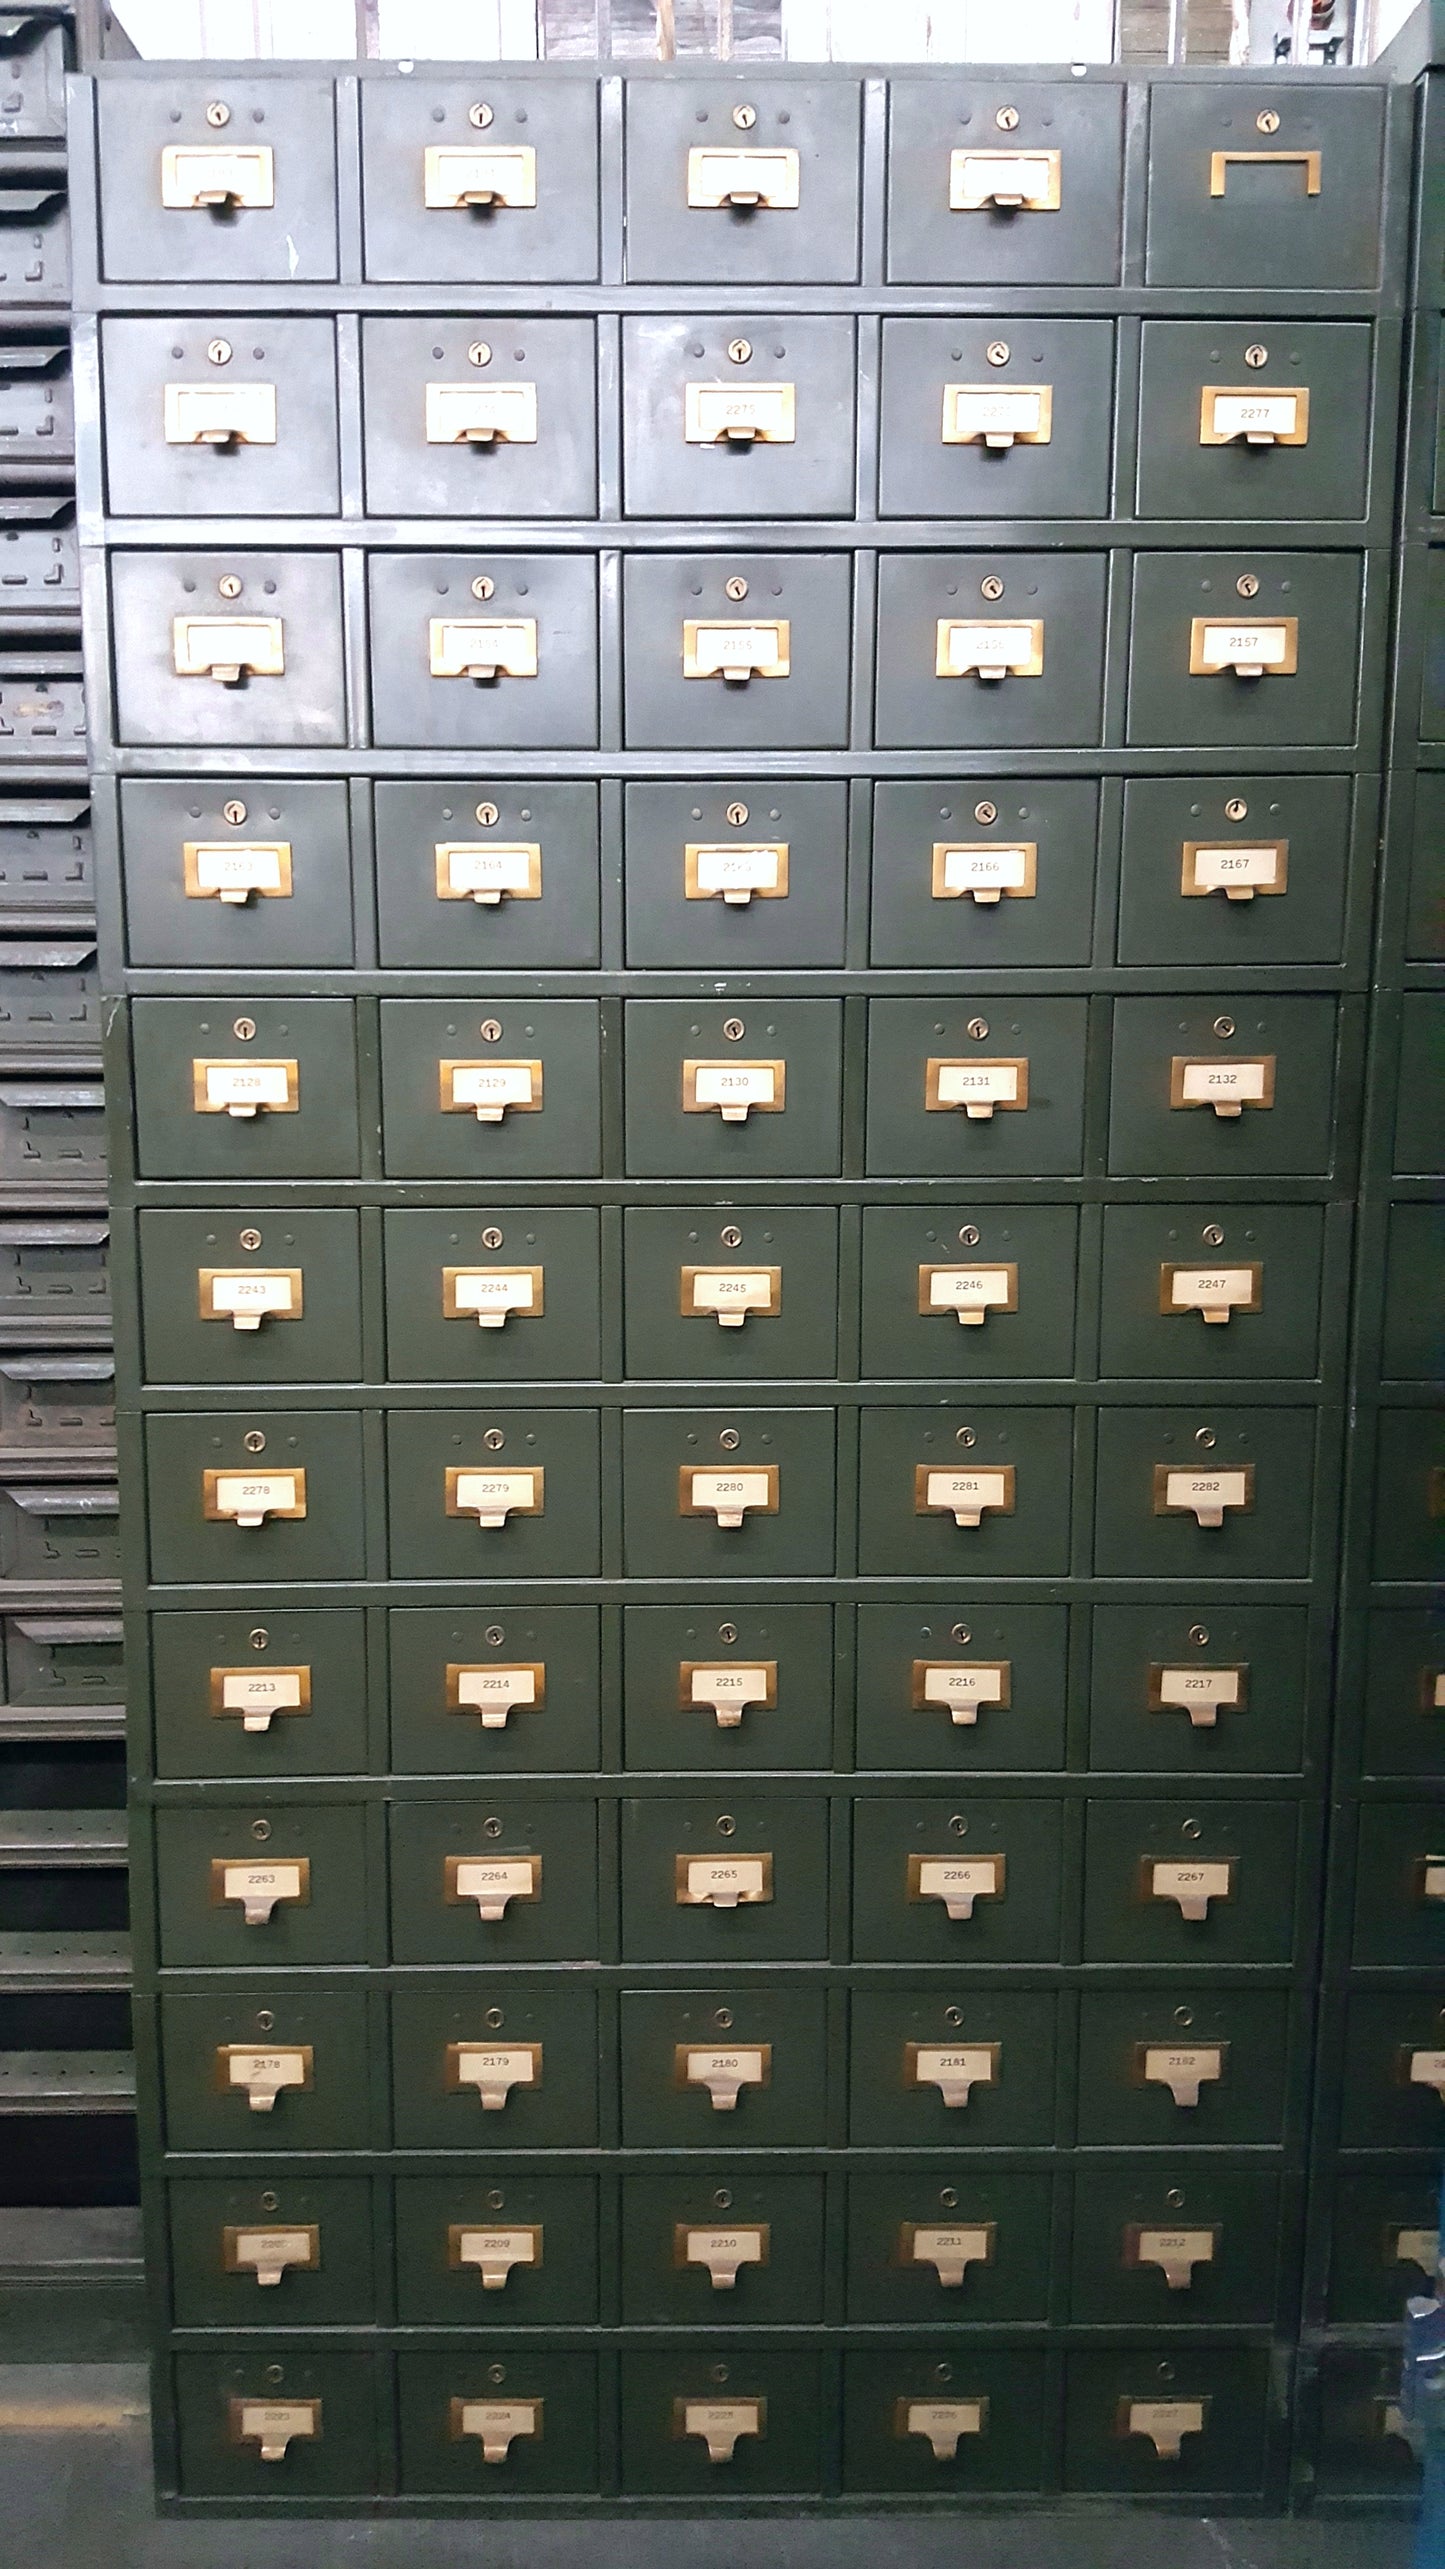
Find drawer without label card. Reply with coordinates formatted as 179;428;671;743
879;318;1113;519
361;318;596;518
623;1605;833;1772
375;782;599;970
1361;1609;1445;1780
383;1208;601;1384
624;780;847;968
886;80;1124;284
1352;1804;1445;1966
360;75;599;282
161;1986;369;2151
151;1608;367;1780
622;316;856;518
623;79;860;284
623;554;851;749
138;1208;362;1386
858;1408;1072;1577
1084;1798;1299;1962
621;1985;827;2145
1144;82;1385;290
389;1798;598;1965
853;1797;1064;1962
1127;552;1362;748
97;75;339;283
389;1606;601;1777
155;1803;369;1967
1371;1409;1445;1582
1089;1605;1308;1774
1136;323;1371;522
391;1980;598;2149
111;552;345;748
1077;1991;1292;2144
871;778;1098;967
101;318;340;517
1099;1205;1323;1380
1108;996;1337;1177
850;1990;1057;2145
145;1411;366;1585
1094;1408;1315;1577
1342;1999;1445;2148
876;552;1107;749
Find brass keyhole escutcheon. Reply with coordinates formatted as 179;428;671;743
949;1813;968;1836
1167;2188;1186;2210
1183;1818;1203;1841
940;2186;959;2208
261;2191;278;2212
1174;2005;1194;2028
207;339;231;366
488;2363;506;2386
256;2009;274;2032
487;2188;505;2211
243;1429;266;1454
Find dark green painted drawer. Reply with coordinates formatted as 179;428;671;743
388;1605;603;1777
394;2174;599;2325
1076;1988;1293;2145
1087;1603;1309;1776
847;1987;1059;2147
620;1792;830;1962
387;1795;601;1965
619;1984;828;2147
851;1794;1065;1962
854;1602;1070;1774
870;778;1097;968
389;1977;599;2149
166;2175;376;2328
623;1603;835;1773
397;2349;601;2497
137;1206;363;1386
620;2170;826;2323
173;2350;380;2499
845;2167;1054;2325
151;1607;370;1782
841;2345;1052;2495
1068;2165;1284;2327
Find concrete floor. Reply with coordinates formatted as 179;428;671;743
0;2366;1417;2569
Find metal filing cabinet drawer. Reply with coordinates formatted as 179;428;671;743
388;1604;603;1779
1107;994;1338;1178
1097;1204;1326;1381
851;1795;1066;1963
622;315;856;518
361;318;597;520
622;552;852;750
886;77;1124;285
378;997;602;1181
367;552;598;751
1081;1795;1301;1964
845;2167;1053;2325
622;1205;839;1383
1394;992;1445;1171
1092;1405;1317;1580
1351;1802;1445;1965
621;2171;826;2324
144;1408;367;1586
1136;321;1372;522
385;1405;602;1582
620;1792;830;1963
1126;552;1364;749
1362;1607;1445;1780
1382;1204;1445;1378
150;1606;370;1782
96;76;339;283
860;1203;1079;1379
382;1206;602;1384
842;2347;1051;2497
623;997;842;1179
160;1983;371;2152
1069;2166;1284;2327
375;781;600;970
1145;83;1385;290
621;1405;836;1579
1087;1604;1310;1777
848;1987;1058;2146
120;779;355;970
173;2352;378;2500
131;997;361;1182
623;779;847;969
166;2175;377;2329
398;2350;601;2498
854;1602;1070;1775
100;317;340;518
395;2174;599;2325
619;1983;828;2146
619;2348;824;2498
389;1977;599;2149
1116;773;1354;968
1340;1994;1445;2148
137;1207;363;1387
388;1795;601;1966
1312;2350;1423;2500
359;72;600;284
622;1603;834;1774
110;551;346;749
1076;1989;1293;2146
623;77;862;285
1325;2170;1443;2323
1370;1409;1445;1581
154;1800;372;1968
1063;2349;1271;2497
870;778;1098;969
865;995;1088;1177
879;318;1113;519
875;550;1107;749
856;1405;1073;1579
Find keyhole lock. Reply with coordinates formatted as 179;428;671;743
207;339;231;366
240;1228;262;1252
1183;1818;1203;1841
261;2191;278;2212
205;99;230;126
223;800;246;825
718;1624;738;1645
721;1226;743;1248
1174;2005;1194;2028
218;574;243;600
484;1816;503;1838
968;1017;989;1040
726;802;749;826
485;2006;504;2029
949;1813;968;1837
713;2188;733;2210
472;576;495;602
1236;575;1259;600
1244;345;1268;369
716;1814;737;1837
1195;1428;1217;1450
723;1017;745;1041
469;342;491;368
488;2363;506;2386
996;105;1019;128
956;1426;977;1447
470;101;494;127
727;339;752;365
1203;1224;1225;1247
719;1428;740;1451
1225;797;1249;821
480;1019;503;1043
940;2186;959;2208
243;1429;265;1454
481;1226;504;1250
1190;1625;1210;1646
485;1626;505;1647
732;103;756;128
265;2364;284;2387
249;1629;269;1651
1256;108;1280;133
256;2010;275;2032
487;2188;505;2211
974;801;997;825
945;2005;964;2026
951;1623;971;1644
1167;2187;1186;2210
986;342;1009;367
1214;1015;1236;1038
714;2007;734;2029
980;575;1005;601
725;576;749;601
475;802;498;826
233;1017;256;1042
959;1225;981;1247
483;1428;505;1452
251;1818;271;1842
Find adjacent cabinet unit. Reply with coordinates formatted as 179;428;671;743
72;50;1435;2518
